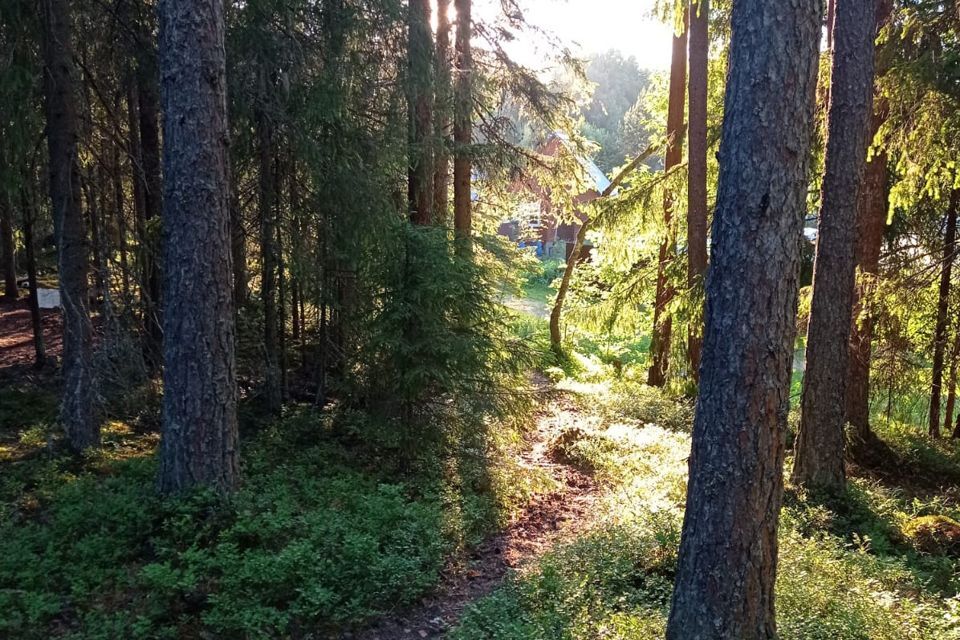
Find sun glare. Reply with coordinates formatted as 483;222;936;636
434;0;674;71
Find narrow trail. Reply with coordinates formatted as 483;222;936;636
348;393;597;640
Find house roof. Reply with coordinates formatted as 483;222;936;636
550;131;613;194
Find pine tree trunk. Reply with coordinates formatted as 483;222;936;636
138;60;164;369
453;0;472;245
665;0;821;635
928;190;959;438
0;193;17;300
845;0;893;439
648;11;687;388
793;0;877;490
257;85;282;414
157;0;239;494
408;0;434;225
433;0;451;222
686;0;709;380
40;0;99;452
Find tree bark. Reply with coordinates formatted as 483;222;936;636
40;0;99;452
793;0;877;489
433;0;451;222
157;0;239;494
0;193;17;300
453;0;472;246
686;0;709;380
665;0;821;635
408;0;434;225
647;10;687;388
929;189;959;438
845;0;893;439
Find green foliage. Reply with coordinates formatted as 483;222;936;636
351;224;532;461
454;384;960;640
0;401;546;639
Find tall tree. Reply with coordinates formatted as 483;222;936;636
928;189;959;438
665;0;821;635
0;192;17;299
647;10;687;388
433;0;451;221
793;0;877;489
407;0;434;225
156;0;239;494
845;0;893;439
257;67;282;414
453;0;472;244
686;0;709;379
40;0;99;452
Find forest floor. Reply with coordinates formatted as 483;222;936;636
0;297;61;371
2;296;960;639
354;394;598;639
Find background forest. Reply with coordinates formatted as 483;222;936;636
1;0;960;638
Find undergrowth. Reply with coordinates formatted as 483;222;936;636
0;394;553;639
453;368;960;640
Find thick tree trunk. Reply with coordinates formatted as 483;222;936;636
686;0;709;380
793;0;876;489
845;0;893;439
0;194;17;300
929;189;959;438
665;0;821;636
453;0;472;245
648;11;687;388
408;0;434;225
157;0;239;494
40;0;99;452
433;0;451;222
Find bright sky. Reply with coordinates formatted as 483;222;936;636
476;0;675;71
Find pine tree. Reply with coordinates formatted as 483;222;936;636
794;0;878;488
648;9;687;388
666;0;822;634
156;0;239;494
40;0;99;452
453;0;472;245
686;0;709;380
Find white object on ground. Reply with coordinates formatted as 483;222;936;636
37;288;61;309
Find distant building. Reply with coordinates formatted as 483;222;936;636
498;132;611;260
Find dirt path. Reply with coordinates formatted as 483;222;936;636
348;394;597;640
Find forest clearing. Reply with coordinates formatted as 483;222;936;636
2;0;960;638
